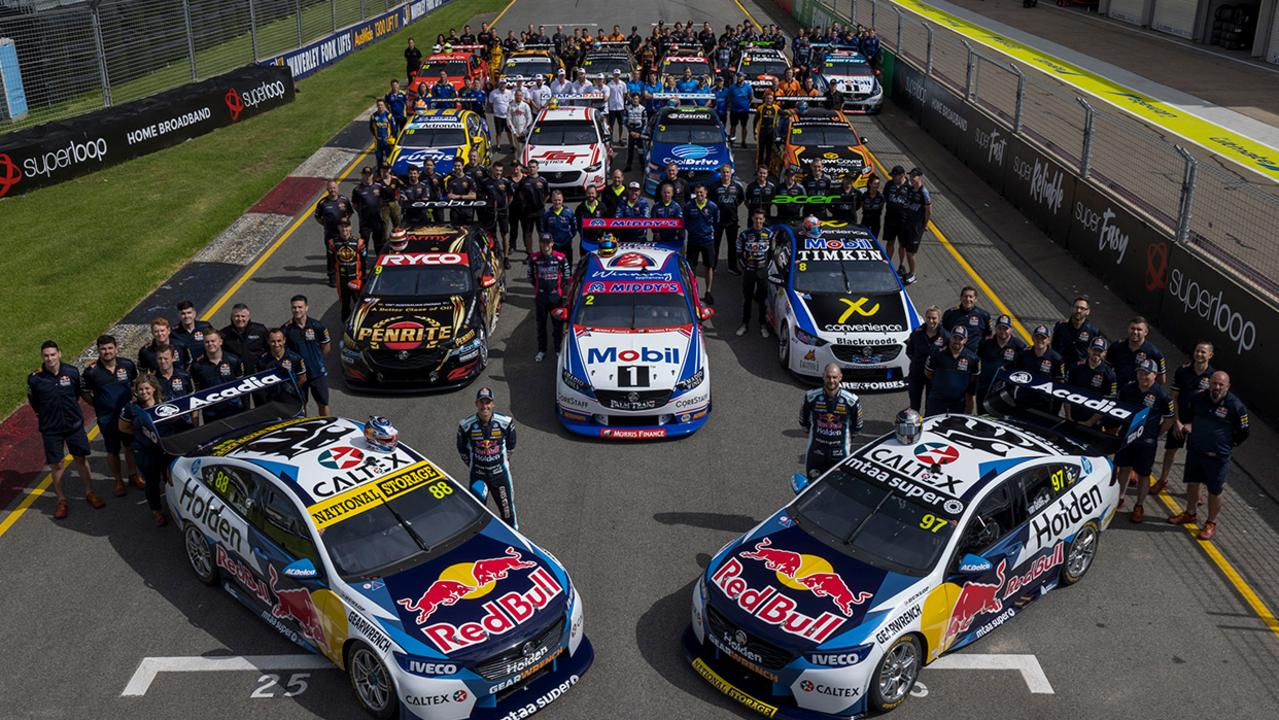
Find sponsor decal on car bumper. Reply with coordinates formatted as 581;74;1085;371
692;658;780;718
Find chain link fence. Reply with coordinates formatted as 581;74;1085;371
825;0;1279;299
0;0;401;132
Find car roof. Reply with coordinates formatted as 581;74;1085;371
428;52;474;61
582;246;683;281
536;106;599;122
406;108;469;128
398;225;471;252
658;106;717;121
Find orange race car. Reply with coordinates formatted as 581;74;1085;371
408;47;490;98
771;107;873;187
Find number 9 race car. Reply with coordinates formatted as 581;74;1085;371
683;375;1149;719
140;370;593;720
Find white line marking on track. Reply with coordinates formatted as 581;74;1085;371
122;655;334;697
926;653;1054;694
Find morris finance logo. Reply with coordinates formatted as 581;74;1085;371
975;126;1006;167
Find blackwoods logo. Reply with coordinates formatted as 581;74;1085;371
18;137;108;180
975;126;1006;167
1013;155;1064;215
930;97;968;132
1167;268;1257;354
1074;202;1129;264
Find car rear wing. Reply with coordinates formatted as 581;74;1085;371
581;217;685;252
774;94;830;105
422;97;484;106
406;198;491;224
521;43;556;51
650;92;716;102
552;93;608;107
810;42;862;51
984;368;1151;456
140;368;304;456
737;39;786;50
592;41;631;49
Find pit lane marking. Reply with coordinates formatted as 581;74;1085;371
121;655;334;697
926;653;1054;694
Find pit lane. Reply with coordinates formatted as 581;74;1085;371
1;0;1277;718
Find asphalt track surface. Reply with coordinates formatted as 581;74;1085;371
2;0;1278;719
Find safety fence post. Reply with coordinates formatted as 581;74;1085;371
181;0;197;81
331;0;338;33
1077;97;1095;179
962;40;974;100
924;23;933;77
296;0;304;48
1011;64;1024;133
90;0;112;107
872;0;879;32
249;0;260;61
1175;146;1198;244
893;7;904;53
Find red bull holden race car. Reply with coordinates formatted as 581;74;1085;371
684;374;1149;719
143;370;592;720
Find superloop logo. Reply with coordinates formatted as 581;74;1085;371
1166;268;1257;355
16;137;109;182
0;153;22;197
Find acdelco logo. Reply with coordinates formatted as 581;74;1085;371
20;137;109;179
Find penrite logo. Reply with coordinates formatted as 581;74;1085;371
0;153;23;197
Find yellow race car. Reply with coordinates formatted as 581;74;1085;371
389;107;490;178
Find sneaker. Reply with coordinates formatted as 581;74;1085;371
904;273;917;285
53;499;69;520
130;474;146;490
760;326;770;338
1129;504;1145;523
704;292;714;305
85;491;105;509
1149;478;1167;495
535;352;546;363
896;265;907;276
1167;511;1197;525
1198;520;1217;541
113;479;127;497
736;325;748;336
153;511;168;528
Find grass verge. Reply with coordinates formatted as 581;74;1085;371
0;0;506;416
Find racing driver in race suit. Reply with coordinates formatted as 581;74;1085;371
799;363;864;478
457;386;520;528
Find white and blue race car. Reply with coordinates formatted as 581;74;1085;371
144;370;592;720
684;375;1148;719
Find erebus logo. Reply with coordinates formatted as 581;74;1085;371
975;126;1006;166
1167;268;1257;354
1030;381;1132;419
1029;158;1064;215
21;137;109;179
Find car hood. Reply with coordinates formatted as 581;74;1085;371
650;141;732;172
795;291;910;337
573;327;696;391
826;73;879;94
348;296;470;352
391;146;460;176
792;144;868;175
523;143;604;171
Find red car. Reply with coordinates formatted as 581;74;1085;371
409;49;490;98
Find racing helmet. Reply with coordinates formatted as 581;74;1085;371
387;227;409;252
894;408;923;445
414;98;428;113
365;416;399;452
797;100;809;114
598;234;618;257
548;97;560;109
802;215;823;238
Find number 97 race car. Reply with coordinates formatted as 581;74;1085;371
684;375;1149;719
141;370;592;720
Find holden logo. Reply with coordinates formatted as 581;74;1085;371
522;641;536;656
154;404;180;418
734;629;748;646
1008;370;1033;384
671;144;710;160
397;350;411;360
627;391;639;403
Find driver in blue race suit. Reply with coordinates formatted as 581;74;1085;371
457;387;519;528
800;363;864;479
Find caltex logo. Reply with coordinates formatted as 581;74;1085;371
318;446;364;469
913;442;959;465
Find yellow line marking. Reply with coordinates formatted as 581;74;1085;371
491;0;521;26
735;0;762;30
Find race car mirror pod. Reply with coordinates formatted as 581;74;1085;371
985;367;1150;456
579;217;686;252
140;367;304;455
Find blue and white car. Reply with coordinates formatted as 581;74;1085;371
643;105;734;196
390;107;490;178
815;49;884;114
555;246;714;440
147;370;592;720
684;376;1147;719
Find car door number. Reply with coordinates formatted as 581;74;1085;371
252;673;310;698
617;365;650;387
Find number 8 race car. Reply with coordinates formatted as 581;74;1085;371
684;374;1148;719
141;370;592;720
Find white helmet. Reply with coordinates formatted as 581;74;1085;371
364;416;399;452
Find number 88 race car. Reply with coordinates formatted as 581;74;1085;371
684;375;1148;719
142;370;592;720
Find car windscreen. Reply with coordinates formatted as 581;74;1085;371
575;291;691;329
507;57;554;76
664;59;711;77
823;58;874;76
401;125;466;147
531;120;599;145
584;56;632;75
742;56;789;77
791;465;955;574
791;125;860;146
653;121;723;144
793;254;900;295
420;60;469;77
321;477;485;579
367;264;473;296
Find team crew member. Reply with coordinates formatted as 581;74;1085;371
256;329;309;403
736;209;773;337
925;326;981;415
444;164;478;224
658;163;689;205
1116;359;1176;523
895;168;930;285
80;334;140;497
859;175;885;238
754;91;782;167
650;183;685;247
881;166;909;271
541;190;578;264
615;182;650;242
975;314;1026;411
1015;324;1066;382
728;74;753;146
404;38;423;83
906;305;945;412
831;173;860;225
1066;336;1118;424
515;161;550;258
457;387;520;528
117;375;172;527
1166;371;1248;540
622;94;648;172
528;233;571;362
399;167;432;226
684;185;720;305
138;318;191;373
804;158;834;216
480;162;514;267
799;364;864;479
282;295;332;416
28;341;101;519
1106;316;1166;388
773;166;807;225
351;167;385;252
601;169;627;217
1051;296;1102;368
745;166;776;223
220;303;268;371
1153;341;1216;495
172;300;215;363
376;165;401;239
369;99;398;169
576;185;607;252
151;344;194;403
313;180;354;286
189;330;243;422
385;79;408;131
713;165;746;275
941;286;990;354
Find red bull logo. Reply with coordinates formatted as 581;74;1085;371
268;565;326;644
944;559;1007;647
737;538;872;617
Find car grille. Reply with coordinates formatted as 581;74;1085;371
543;170;582;184
831;343;902;364
594;388;671;411
706;605;795;670
471;617;565;681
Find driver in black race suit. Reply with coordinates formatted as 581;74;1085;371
735;209;773;338
456;387;519;528
800;363;864;479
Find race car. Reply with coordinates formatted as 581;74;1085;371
497;47;564;84
580;46;637;81
390;108;491;178
767;222;918;391
409;49;490;96
520;106;612;199
684;375;1148;719
145;375;593;720
642;105;733;196
814;49;884;114
340;221;504;390
735;47;792;102
773;108;872;187
658;53;716;88
554;244;714;440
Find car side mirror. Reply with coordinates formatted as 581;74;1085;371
551;307;568;321
282;558;318;580
470;479;489;502
790;472;810;494
958;553;992;575
860;137;869;146
698;306;715;321
480;274;497;289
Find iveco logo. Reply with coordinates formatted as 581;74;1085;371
1009;371;1033;384
671;144;710;160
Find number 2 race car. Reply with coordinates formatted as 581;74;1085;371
141;371;592;720
684;376;1148;719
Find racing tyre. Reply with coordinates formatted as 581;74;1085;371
479;326;490;369
1061;520;1099;586
870;634;921;712
778;323;790;369
347;641;398;719
183;523;218;586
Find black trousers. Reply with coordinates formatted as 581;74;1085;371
625;132;644;169
908;373;926;412
741;272;767;324
535;295;564;353
715;224;739;271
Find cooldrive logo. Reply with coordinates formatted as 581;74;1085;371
1075;202;1128;264
975;126;1006;167
1166;268;1257;354
672;144;711;160
1031;486;1103;546
19;137;108;179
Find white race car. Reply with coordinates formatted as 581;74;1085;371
520;106;612;199
684;375;1148;718
767;222;919;391
144;370;592;720
816;50;884;114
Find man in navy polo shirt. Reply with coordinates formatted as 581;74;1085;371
1066;335;1118;415
1167;371;1249;541
1153;340;1216;496
80;334;140;497
1051;296;1102;367
941;286;990;354
172;300;215;364
190;330;244;422
139;317;192;373
975;314;1025;412
27;341;102;519
1116;359;1175;523
924;326;980;415
1106;316;1166;388
257;329;309;403
282;295;332;416
1014;324;1065;413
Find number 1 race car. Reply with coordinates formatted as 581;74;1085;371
555;243;714;440
684;376;1148;719
768;222;919;391
143;372;592;720
521;106;612;199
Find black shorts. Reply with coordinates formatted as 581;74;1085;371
1115;441;1157;477
901;223;925;254
494;209;510;239
686;242;717;269
97;419;128;455
881;220;903;246
1184;450;1228;495
306;375;331;406
515;213;541;238
1163;426;1186;450
494;116;509;134
43;428;91;466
